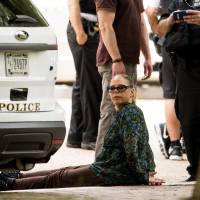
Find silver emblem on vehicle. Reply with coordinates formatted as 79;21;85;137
15;31;29;41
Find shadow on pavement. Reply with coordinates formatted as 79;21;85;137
0;192;95;200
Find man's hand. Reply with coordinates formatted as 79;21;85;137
149;172;165;186
184;10;200;25
112;62;126;76
76;32;88;45
141;59;153;80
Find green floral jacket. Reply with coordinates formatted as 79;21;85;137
90;103;156;185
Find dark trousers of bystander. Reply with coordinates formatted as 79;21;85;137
67;22;102;146
175;62;200;178
12;165;104;190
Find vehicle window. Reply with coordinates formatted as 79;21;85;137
0;0;48;27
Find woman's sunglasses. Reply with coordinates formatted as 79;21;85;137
107;84;130;93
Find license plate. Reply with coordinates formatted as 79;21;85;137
5;52;29;76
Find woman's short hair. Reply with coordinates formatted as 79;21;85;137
111;74;134;88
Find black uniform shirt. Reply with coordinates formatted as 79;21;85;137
80;0;96;14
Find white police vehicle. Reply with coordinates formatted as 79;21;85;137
0;0;66;171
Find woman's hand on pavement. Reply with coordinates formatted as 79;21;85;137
148;171;165;186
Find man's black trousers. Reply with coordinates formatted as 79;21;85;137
175;64;200;177
67;22;102;144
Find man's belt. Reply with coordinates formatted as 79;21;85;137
81;13;99;36
80;13;97;22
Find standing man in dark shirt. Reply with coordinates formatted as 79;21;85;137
0;75;164;191
94;0;153;157
67;0;102;150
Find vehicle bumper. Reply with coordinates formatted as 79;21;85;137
0;121;66;161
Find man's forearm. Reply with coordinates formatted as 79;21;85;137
100;24;121;60
140;13;151;61
97;9;125;75
157;16;174;36
68;0;84;35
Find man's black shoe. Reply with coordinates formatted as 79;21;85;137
66;140;81;148
81;142;96;150
168;145;183;160
0;173;15;191
66;143;81;148
180;137;186;153
185;175;196;182
154;123;170;159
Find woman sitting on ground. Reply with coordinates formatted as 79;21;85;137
0;74;164;191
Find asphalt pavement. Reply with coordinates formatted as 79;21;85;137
1;85;197;200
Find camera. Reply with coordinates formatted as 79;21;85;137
173;10;187;20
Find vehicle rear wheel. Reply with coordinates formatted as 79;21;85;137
16;159;35;171
0;159;35;171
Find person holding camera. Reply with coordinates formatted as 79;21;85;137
0;75;164;191
66;0;102;150
146;0;183;161
157;0;200;182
